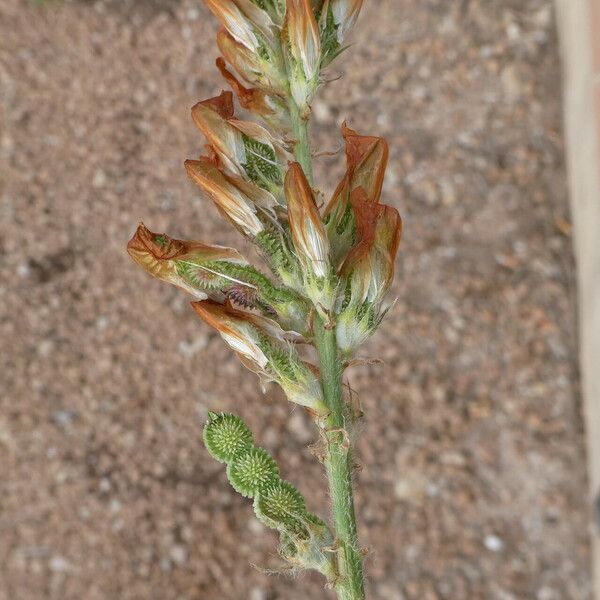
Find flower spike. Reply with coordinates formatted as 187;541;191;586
129;0;398;592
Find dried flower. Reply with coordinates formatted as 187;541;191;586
285;163;330;279
336;188;402;354
127;223;248;299
128;224;309;331
191;91;288;199
286;0;321;81
185;158;274;238
192;300;326;413
216;57;290;131
285;0;321;111
329;0;364;42
341;189;402;304
284;162;335;310
203;0;277;53
217;28;288;96
324;122;389;267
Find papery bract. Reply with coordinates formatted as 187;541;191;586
216;57;289;132
217;28;288;96
336;188;402;354
330;0;364;42
324;122;389;267
185;158;273;238
285;162;330;280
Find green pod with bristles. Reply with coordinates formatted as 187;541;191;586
226;447;280;498
203;412;254;464
253;479;308;532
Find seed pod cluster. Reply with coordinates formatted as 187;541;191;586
204;413;335;576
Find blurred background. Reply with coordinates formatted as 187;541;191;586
0;0;595;598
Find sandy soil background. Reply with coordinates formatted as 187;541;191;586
0;0;593;598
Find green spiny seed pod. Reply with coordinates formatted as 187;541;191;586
227;447;280;498
254;479;307;531
203;412;254;464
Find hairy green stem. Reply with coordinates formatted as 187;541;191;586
288;98;314;185
314;315;365;600
288;92;364;598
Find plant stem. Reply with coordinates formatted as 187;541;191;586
288;98;314;185
288;95;364;599
314;315;365;600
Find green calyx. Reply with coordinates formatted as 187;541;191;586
319;5;341;67
257;39;271;62
279;514;337;578
203;412;254;463
254;335;326;412
257;335;300;382
303;270;337;315
209;260;309;332
176;257;309;331
242;133;283;192
209;261;302;307
336;300;388;356
175;260;228;291
256;228;302;289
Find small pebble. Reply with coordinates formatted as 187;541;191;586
484;535;504;552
